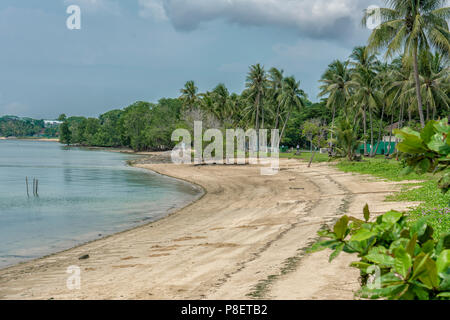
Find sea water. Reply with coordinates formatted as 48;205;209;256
0;140;202;268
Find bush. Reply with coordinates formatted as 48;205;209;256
394;119;450;194
310;204;450;300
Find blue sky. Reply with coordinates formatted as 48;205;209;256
0;0;382;119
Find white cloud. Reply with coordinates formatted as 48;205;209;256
138;0;168;20
138;0;380;39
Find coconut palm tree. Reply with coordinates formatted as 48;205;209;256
318;60;352;148
363;0;450;128
180;80;199;111
418;51;450;120
278;76;307;141
372;62;391;155
349;46;380;156
245;64;268;150
268;67;285;131
332;117;361;161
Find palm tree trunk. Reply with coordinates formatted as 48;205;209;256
413;46;425;128
329;106;336;149
363;105;367;156
374;104;385;156
387;111;394;157
274;101;281;131
261;104;265;129
279;107;292;143
396;105;404;161
255;92;260;153
369;108;374;157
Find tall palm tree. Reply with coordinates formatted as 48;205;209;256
278;76;306;141
268;67;285;131
245;64;268;150
318;60;352;147
349;46;380;156
363;0;450;128
373;62;390;155
180;80;199;111
418;51;450;120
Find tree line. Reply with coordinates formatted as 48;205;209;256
59;0;449;155
0;116;58;138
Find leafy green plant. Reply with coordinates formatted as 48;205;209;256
310;205;450;300
394;119;450;193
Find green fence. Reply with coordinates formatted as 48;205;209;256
357;141;396;155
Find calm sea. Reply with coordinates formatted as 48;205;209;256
0;140;202;268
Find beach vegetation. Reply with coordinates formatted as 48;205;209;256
311;205;450;300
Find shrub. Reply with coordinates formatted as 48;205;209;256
310;204;450;300
394;119;450;194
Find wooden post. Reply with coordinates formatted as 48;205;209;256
26;177;29;197
33;178;35;197
36;179;39;196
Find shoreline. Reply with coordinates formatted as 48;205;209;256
0;159;420;300
0;153;204;272
0;137;59;142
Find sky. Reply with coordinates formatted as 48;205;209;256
0;0;383;119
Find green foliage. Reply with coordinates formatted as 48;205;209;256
0;116;57;138
331;117;361;161
388;180;450;239
59;121;71;145
395;119;450;193
58;98;184;152
310;205;450;300
336;157;424;181
278;152;330;163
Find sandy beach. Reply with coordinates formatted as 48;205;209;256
0;137;59;142
0;158;420;300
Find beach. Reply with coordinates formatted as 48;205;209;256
0;158;420;300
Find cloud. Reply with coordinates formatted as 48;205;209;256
138;0;168;20
138;0;379;39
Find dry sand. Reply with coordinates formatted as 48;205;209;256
0;159;420;300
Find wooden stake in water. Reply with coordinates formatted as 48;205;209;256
26;177;29;197
36;179;39;197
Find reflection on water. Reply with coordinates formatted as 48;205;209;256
0;140;202;268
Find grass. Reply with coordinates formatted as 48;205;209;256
387;181;450;237
336;158;426;181
279;151;330;163
335;157;450;238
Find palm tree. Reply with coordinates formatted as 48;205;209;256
245;64;268;150
209;83;230;120
278;76;306;141
332;117;361;161
180;80;199;111
268;67;285;131
363;0;450;128
373;62;390;155
318;60;352;148
349;46;380;156
418;51;450;120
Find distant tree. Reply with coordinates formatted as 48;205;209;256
59;121;72;145
180;81;199;111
